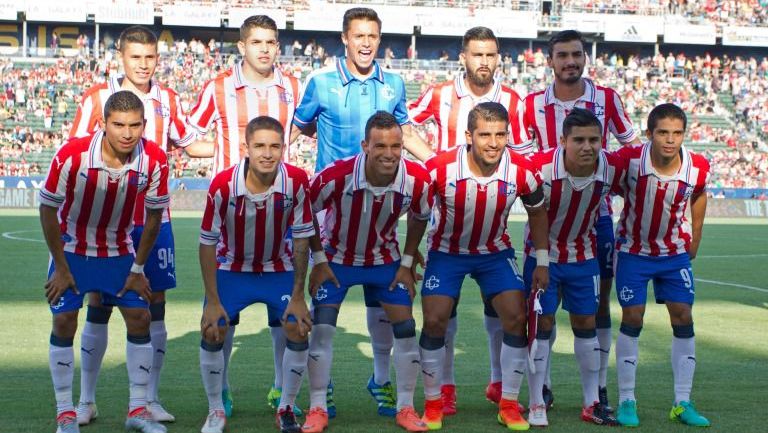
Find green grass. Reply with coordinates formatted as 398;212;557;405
0;214;767;432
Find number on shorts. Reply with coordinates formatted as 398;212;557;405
680;267;693;289
604;242;614;271
157;248;175;270
592;275;600;300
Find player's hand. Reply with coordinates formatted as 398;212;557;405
201;302;229;343
45;268;77;306
531;266;549;293
118;272;152;301
390;265;417;301
410;251;425;283
309;262;339;298
283;295;313;337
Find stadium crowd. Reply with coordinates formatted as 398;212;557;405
2;39;767;187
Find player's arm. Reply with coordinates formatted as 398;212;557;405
183;139;215;158
117;208;158;301
689;191;707;260
390;215;429;300
286;236;312;335
307;217;340;297
402;124;435;162
40;204;77;304
522;187;549;291
199;185;228;343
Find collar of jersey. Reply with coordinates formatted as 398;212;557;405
638;141;693;184
350;153;407;195
231;157;288;199
233;62;286;90
551;146;609;183
454;74;501;102
85;130;144;172
336;57;384;86
110;75;163;102
456;144;511;185
544;77;596;107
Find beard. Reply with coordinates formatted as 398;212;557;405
466;67;494;87
556;66;583;84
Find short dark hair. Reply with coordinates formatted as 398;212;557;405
104;90;144;120
240;15;278;41
547;29;584;58
562;107;602;138
365;111;401;141
468;102;509;133
647;103;687;133
118;26;157;51
462;26;499;52
245;116;285;142
342;7;381;34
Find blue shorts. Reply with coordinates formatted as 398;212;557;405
595;216;615;279
523;257;599;316
312;261;412;307
49;252;147;314
214;269;294;326
614;252;695;307
131;222;176;291
421;249;525;300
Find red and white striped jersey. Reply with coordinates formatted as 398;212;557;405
199;159;314;272
615;143;710;257
521;78;637;154
185;63;300;175
426;145;541;255
69;75;189;227
39;131;170;258
409;75;528;153
524;147;625;263
310;154;433;266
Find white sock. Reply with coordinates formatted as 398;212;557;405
442;316;457;385
147;320;167;402
271;326;286;389
393;336;419;410
79;322;108;404
279;342;309;410
672;336;696;404
222;325;235;392
200;345;225;411
526;337;549;407
307;324;336;410
545;325;556;388
367;307;393;385
420;346;445;400
50;342;75;414
616;330;639;403
500;339;527;401
596;327;612;388
126;338;153;412
483;315;503;383
574;335;601;407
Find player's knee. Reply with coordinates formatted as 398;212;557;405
569;314;595;330
672;324;695;339
501;310;526;333
621;306;644;327
422;314;448;337
202;326;228;345
122;308;150;335
538;314;555;332
668;303;693;325
52;311;78;339
85;304;112;324
392;318;416;339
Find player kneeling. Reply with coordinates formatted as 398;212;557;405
198;116;314;433
40;91;170;433
524;108;621;427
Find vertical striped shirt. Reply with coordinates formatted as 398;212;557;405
310;154;433;266
293;58;409;171
524;147;625;263
426;145;541;255
409;75;528;152
199;159;314;272
615;143;710;257
185;63;301;175
39;131;170;258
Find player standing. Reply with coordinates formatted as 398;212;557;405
197;116;314;433
301;112;432;433
408;26;528;413
290;7;431;417
612;103;710;427
41;91;169;433
418;102;548;431
69;25;205;424
522;29;640;410
184;15;302;416
523;108;621;427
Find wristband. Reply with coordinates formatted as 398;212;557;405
130;262;145;274
535;249;550;267
400;254;414;268
312;250;328;265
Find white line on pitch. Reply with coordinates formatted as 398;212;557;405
695;278;768;294
1;230;44;243
697;254;768;259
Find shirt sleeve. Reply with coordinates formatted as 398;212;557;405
184;79;219;140
168;90;193;148
199;183;224;245
143;155;170;210
408;86;436;125
607;90;638;145
293;74;321;128
290;173;316;239
38;149;72;208
392;78;410;126
693;156;711;195
69;92;100;138
309;169;336;213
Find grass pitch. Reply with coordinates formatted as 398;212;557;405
0;213;766;432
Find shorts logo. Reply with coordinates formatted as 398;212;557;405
619;286;634;303
424;275;440;291
380;84;395;101
281;295;291;303
315;287;328;301
51;298;65;310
